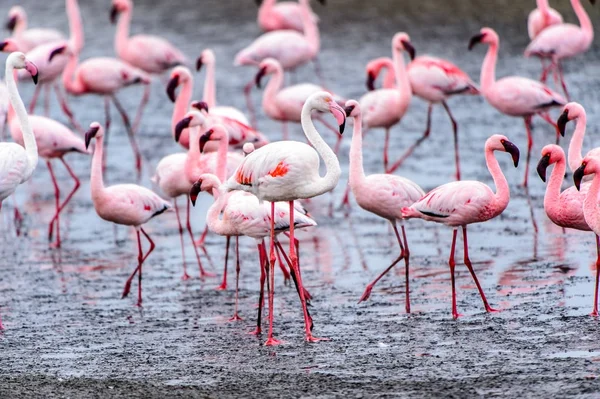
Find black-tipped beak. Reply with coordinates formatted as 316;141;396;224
574;163;586;190
344;105;355;117
48;45;67;63
175;116;192;142
401;40;415;60
536;154;551;183
31;71;38;85
468;33;485;50
339;119;345;134
502;140;520;167
191;101;209;113
85;126;100;149
195;57;203;72
5;16;16;32
557;110;569;137
199;129;214;153
366;71;376;91
190;181;202;206
166;75;179;103
317;0;326;4
255;66;267;89
110;5;119;24
591;0;595;5
255;0;263;6
0;41;7;52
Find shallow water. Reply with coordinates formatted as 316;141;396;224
2;0;600;397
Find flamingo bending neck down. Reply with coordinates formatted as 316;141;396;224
256;0;324;33
469;27;565;187
0;52;39;329
402;134;520;319
344;100;424;312
85;122;171;307
225;91;345;345
5;6;65;52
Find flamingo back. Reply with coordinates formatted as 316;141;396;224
234;30;313;70
527;8;563;40
485;76;565;116
120;34;187;74
408;56;477;102
153;153;190;198
95;184;171;226
78;57;149;94
0;143;29;202
525;24;593;59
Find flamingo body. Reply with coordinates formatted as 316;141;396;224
408;56;478;103
153;153;189;198
257;0;319;32
528;6;563;40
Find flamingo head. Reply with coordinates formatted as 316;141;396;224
84;122;103;149
195;49;215;72
199;124;227;153
365;57;391;91
557;102;586;137
255;58;280;89
0;39;20;53
344;99;361;118
190;174;221;205
487;134;519;168
166;66;192;102
175;110;206;143
309;91;346;134
191;101;209;113
48;44;72;63
392;32;415;60
6;6;25;32
110;0;132;24
7;52;38;84
469;27;499;50
537;144;564;183
574;156;600;191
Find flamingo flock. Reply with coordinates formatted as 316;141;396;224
0;0;599;346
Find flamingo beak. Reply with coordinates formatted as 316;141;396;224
468;33;486;50
255;0;263;6
24;60;39;85
110;5;119;24
502;140;520;167
175;116;192;143
344;105;355;117
0;41;8;52
166;75;179;103
255;66;267;89
590;0;595;5
330;103;346;134
574;163;586;191
317;0;326;4
48;45;67;63
190;180;202;206
85;126;100;149
5;16;17;32
191;101;209;113
536;153;551;183
401;40;416;60
195;57;203;72
199;129;214;153
557;110;569;137
366;71;376;91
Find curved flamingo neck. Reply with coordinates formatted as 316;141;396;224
584;169;600;232
299;101;341;197
7;70;17;123
380;58;396;89
6;61;37;178
480;42;498;95
171;77;193;140
572;0;593;41
263;65;284;118
62;52;85;94
90;136;106;204
544;156;567;218
348;112;366;192
202;58;216;108
206;181;232;236
299;0;319;55
186;126;201;180
13;15;26;36
66;0;84;54
215;129;230;182
568;112;587;173
392;47;411;101
484;145;510;213
114;7;131;59
537;0;550;14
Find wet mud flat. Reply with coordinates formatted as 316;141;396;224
2;0;600;397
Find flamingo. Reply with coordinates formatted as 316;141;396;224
573;156;600;316
402;134;520;318
525;0;594;99
53;43;151;175
84;122;171;307
190;173;317;326
557;103;600;174
0;52;39;329
8;71;88;248
256;0;323;33
255;57;343;150
343;100;424;313
469;27;565;187
358;32;413;172
528;0;564;40
225;91;345;344
5;6;64;52
536;145;598;315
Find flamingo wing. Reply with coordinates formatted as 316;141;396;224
101;184;171;225
526;24;590;59
125;35;187;73
0;143;29;202
490;77;564;115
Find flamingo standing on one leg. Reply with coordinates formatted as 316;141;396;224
527;0;564;82
0;52;40;329
225;91;345;345
402;134;520;319
343;100;424;312
84;122;171;307
256;0;323;33
5;6;64;52
469;27;565;187
358;33;413;172
557;102;600;174
525;0;594;100
536;145;598;315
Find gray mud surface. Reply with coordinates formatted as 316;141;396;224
2;0;600;397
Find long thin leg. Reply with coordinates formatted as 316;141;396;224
174;198;190;280
54;83;83;133
539;58;551;83
339;183;352;210
217;236;231;290
121;227;155;305
243;80;257;129
250;241;267;335
132;83;151;134
46;161;61;248
592;235;600;317
523;116;533;187
442;101;461;181
48;158;81;247
538;112;561;144
185;197;211;279
383;127;391;171
111;95;142;176
449;229;460;319
276;239;312;302
29;84;42;114
194;225;209;247
400;223;411;313
265;202;281;345
556;61;570;102
275;243;292;284
386;104;433;174
230;236;243;321
461;226;497;313
12;195;22;236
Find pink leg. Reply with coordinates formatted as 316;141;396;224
276;245;292;284
442;101;461;181
523;116;533;187
386;104;433;174
194;225;209;247
29;84;42;114
173;198;190;281
230;236;243;321
592;235;600;317
102;97;111;172
243;80;257;129
524;186;539;235
111;95;142;177
249;240;267;335
383;128;391;171
276;239;312;302
449;229;461;319
54;83;83;133
185;197;212;279
401;224;411;313
12;195;22;237
46;161;61;249
339;183;352;210
122;227;155;307
216;236;230;290
556;61;570;102
538;112;561;144
265;202;281;346
539;58;551;83
132;83;151;134
48;158;81;247
461;226;497;314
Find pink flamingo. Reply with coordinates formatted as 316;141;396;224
344;100;424;313
255;57;343;149
0;52;39;329
256;0;323;33
525;0;594;99
5;6;64;52
557;102;600;174
537;145;599;314
190;173;316;325
402;134;520;318
574;156;600;316
53;43;151;175
8;72;87;248
358;33;413;172
528;0;563;40
225;91;345;344
469;27;565;187
84;122;171;307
